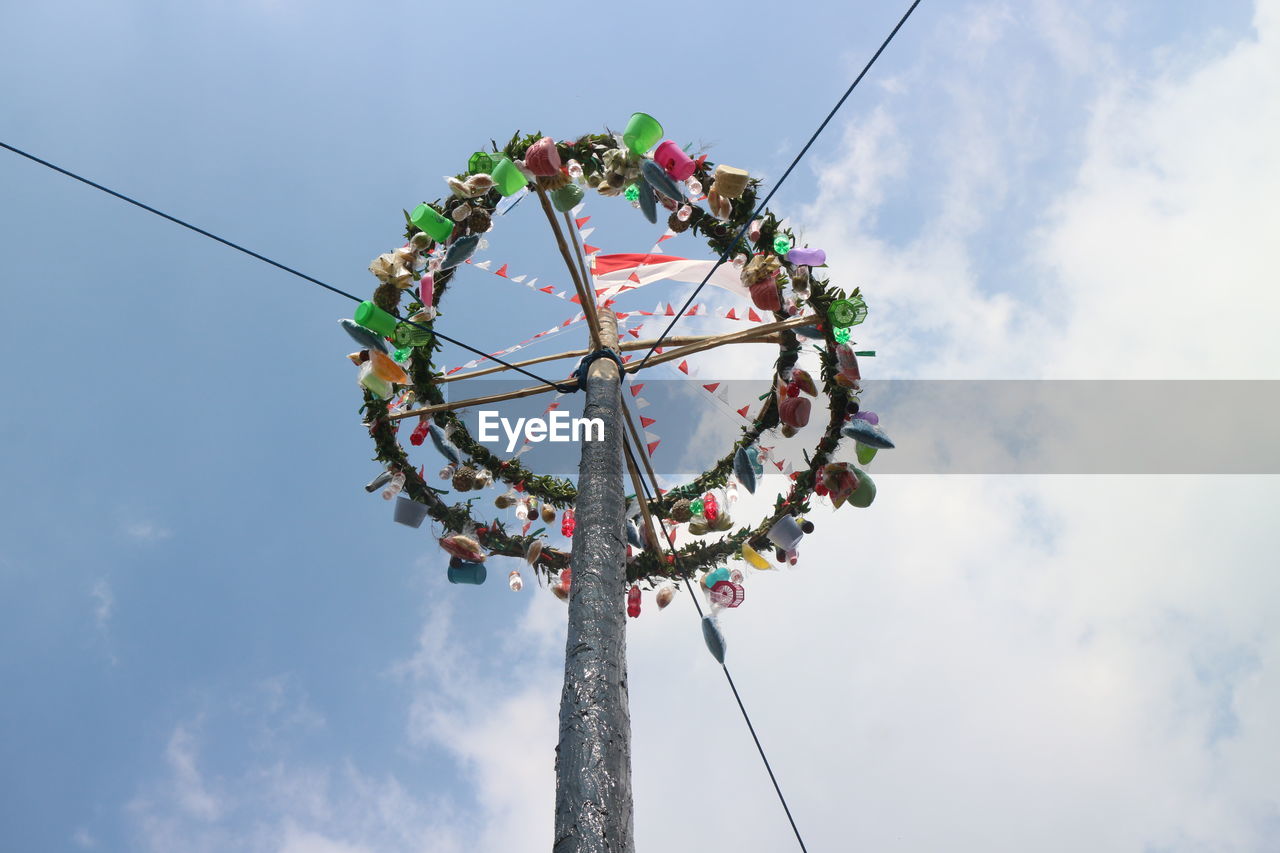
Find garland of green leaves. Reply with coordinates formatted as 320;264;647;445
358;128;870;585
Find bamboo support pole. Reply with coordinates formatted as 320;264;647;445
390;314;816;420
432;332;782;386
535;186;602;349
621;431;663;555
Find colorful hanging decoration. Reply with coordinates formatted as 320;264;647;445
350;117;891;595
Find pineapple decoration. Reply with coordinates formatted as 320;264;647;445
349;113;894;652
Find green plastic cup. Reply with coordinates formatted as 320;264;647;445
623;112;663;154
551;182;584;212
409;204;454;243
354;300;398;337
490;157;529;197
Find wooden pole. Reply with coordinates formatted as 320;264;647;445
554;307;635;853
433;332;783;386
535;186;602;350
389;312;814;417
389;314;816;420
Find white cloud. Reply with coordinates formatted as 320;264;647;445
124;521;172;542
165;725;222;822
127;711;467;853
120;3;1280;851
369;2;1280;851
91;578;113;632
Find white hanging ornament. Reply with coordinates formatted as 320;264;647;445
381;471;405;500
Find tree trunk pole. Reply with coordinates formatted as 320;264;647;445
554;308;635;853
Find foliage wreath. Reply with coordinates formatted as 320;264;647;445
354;124;878;587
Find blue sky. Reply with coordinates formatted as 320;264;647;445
2;1;1278;851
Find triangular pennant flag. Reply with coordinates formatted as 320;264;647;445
655;346;664;355
511;274;526;283
685;305;699;317
554;291;568;300
628;328;641;338
579;227;595;240
703;383;720;393
677;360;690;375
621;354;634;363
647;440;661;455
540;285;555;293
748;308;763;322
726;308;738;320
583;244;600;254
473;259;493;270
657;233;674;243
570;293;581;304
628;272;641;283
635;397;650;409
736;405;750;418
630;384;644;397
665;303;676;316
571;202;585;216
640;415;656;428
575;216;591;228
495;264;509;277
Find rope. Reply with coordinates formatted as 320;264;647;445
621;416;811;852
0;140;576;392
634;0;924;371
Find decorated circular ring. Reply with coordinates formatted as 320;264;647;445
345;114;888;595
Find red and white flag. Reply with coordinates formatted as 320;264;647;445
592;254;750;301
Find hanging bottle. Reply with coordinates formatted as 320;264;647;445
381;471;405;500
561;508;576;537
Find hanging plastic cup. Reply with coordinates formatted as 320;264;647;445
353;301;398;337
653;140;696;181
767;515;804;551
447;560;488;585
393;496;430;528
551;183;584;212
409;204;454;243
490;157;529;197
623;112;663;155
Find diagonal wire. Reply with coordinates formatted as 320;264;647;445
635;0;923;371
619;408;809;852
6;4;923;832
0;140;576;392
560;182;812;850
